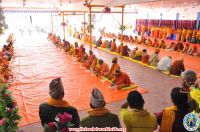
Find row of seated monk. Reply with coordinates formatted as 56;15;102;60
74;31;199;57
39;33;200;132
48;33;131;90
49;33;188;77
95;34;200;56
0;35;15;84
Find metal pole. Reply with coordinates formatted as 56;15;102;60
62;12;66;40
51;11;53;33
120;6;124;56
83;12;86;42
89;6;92;50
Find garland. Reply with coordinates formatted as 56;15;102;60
0;82;21;131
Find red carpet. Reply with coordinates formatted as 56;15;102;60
10;38;147;126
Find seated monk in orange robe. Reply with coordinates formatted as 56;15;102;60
182;43;190;54
76;47;88;62
104;57;120;80
129;35;134;43
146;39;153;47
159;40;166;49
101;40;108;48
110;39;117;52
153;39;159;48
83;50;96;69
74;42;79;57
111;68;131;90
95;59;109;76
90;57;98;72
135;36;139;44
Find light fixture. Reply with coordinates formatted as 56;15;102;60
184;3;187;4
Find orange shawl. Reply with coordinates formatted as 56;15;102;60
47;98;70;108
160;106;177;132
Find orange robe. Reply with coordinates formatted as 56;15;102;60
98;63;109;76
111;42;117;52
84;55;96;69
115;72;131;86
101;41;107;48
106;63;120;79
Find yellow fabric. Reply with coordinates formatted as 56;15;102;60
47;98;70;108
160;106;177;132
120;108;157;132
88;107;109;116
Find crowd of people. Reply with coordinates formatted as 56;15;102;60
47;33;131;89
103;32;200;56
0;34;15;84
135;25;200;44
40;35;200;131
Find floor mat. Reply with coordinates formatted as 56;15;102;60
10;37;148;126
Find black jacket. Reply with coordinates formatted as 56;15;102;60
39;103;80;127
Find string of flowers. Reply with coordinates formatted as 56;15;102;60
0;82;21;131
44;112;74;132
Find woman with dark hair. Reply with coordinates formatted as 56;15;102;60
155;87;191;132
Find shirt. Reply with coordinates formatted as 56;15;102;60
157;57;172;71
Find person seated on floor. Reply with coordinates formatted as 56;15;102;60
81;88;121;128
167;42;175;50
116;43;123;54
2;45;7;52
129;47;138;59
146;39;153;47
90;57;98;72
68;43;75;56
173;42;184;52
77;48;88;63
73;42;79;57
159;40;166;49
135;36;140;44
105;57;120;80
155;87;191;132
141;49;150;64
96;37;102;47
111;68;131;90
157;56;172;72
122;45;130;57
39;78;80;127
139;36;146;44
3;47;12;61
170;58;185;76
182;43;190;54
63;40;71;53
76;44;84;58
110;39;117;52
121;91;157;132
153;38;159;48
107;40;112;49
129;35;135;43
83;50;96;69
133;49;142;61
95;59;109;77
101;40;108;48
188;46;199;56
